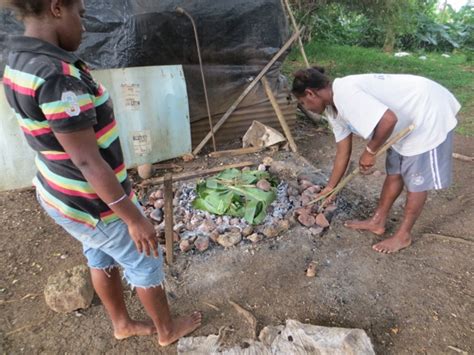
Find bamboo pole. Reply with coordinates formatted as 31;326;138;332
192;28;303;156
262;76;298;153
306;124;416;207
208;146;264;158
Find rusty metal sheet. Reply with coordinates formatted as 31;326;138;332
191;92;297;148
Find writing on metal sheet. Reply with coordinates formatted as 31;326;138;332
121;83;141;110
131;130;152;156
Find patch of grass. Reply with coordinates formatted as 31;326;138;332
284;42;474;136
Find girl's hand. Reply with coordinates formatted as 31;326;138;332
128;217;159;257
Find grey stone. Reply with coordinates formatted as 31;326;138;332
262;226;279;238
194;236;210;252
217;231;242;248
242;225;254;237
179;239;193;252
150;209;163;223
44;265;94;313
247;233;263;243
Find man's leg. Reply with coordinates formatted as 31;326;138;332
90;267;156;340
345;174;404;235
372;190;427;253
136;286;202;347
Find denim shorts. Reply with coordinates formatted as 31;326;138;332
37;193;164;288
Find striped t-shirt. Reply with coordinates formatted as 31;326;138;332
3;36;134;228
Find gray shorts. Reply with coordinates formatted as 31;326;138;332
386;130;454;192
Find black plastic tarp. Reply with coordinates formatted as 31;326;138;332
1;0;290;122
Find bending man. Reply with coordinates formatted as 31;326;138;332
292;67;460;253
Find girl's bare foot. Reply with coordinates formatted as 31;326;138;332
158;311;202;347
344;218;385;236
372;233;412;253
114;320;157;340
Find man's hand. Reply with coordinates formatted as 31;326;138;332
128;216;160;257
359;150;376;174
313;185;336;206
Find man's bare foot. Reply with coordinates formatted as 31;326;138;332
344;217;385;236
372;233;412;254
114;320;157;340
158;312;202;347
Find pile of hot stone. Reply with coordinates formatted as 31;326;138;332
142;164;336;253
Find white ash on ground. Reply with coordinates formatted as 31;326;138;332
141;165;338;254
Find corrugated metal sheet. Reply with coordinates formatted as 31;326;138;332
0;65;191;191
191;92;297;148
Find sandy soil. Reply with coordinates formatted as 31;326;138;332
1;118;473;354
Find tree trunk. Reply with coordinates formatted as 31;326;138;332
383;26;396;53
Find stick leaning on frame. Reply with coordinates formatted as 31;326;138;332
306;124;416;208
192;27;303;156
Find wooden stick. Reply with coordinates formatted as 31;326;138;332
139;161;256;187
306;124;416;207
423;233;474;246
208;146;264;158
452;153;474;162
177;7;217;152
152;162;183;170
262;76;298;153
283;0;310;68
164;174;174;264
229;300;258;339
192;28;303;156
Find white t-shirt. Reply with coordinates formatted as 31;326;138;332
324;74;460;156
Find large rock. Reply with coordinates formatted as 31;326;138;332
177;319;375;355
44;265;94;313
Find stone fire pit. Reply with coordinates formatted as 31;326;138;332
140;155;336;254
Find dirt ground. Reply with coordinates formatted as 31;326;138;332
1;118;473;354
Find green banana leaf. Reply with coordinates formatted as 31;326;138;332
192;168;278;224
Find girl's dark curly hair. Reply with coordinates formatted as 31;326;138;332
292;66;331;97
1;0;75;18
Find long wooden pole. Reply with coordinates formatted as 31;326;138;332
283;0;310;68
139;161;256;187
176;7;217;152
192;28;303;156
163;174;174;264
261;76;298;153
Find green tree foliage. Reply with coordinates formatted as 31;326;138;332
290;0;473;52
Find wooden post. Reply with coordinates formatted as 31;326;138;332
262;76;298;153
283;0;310;68
164;173;174;264
192;28;303;156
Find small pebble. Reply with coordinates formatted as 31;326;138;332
194;236;210;252
315;213;330;228
150;209;163;223
298;214;316;227
154;199;165;209
256;179;272;192
262;226;279;238
242;226;254;237
179;239;193;253
247;233;263;243
306;261;317;277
